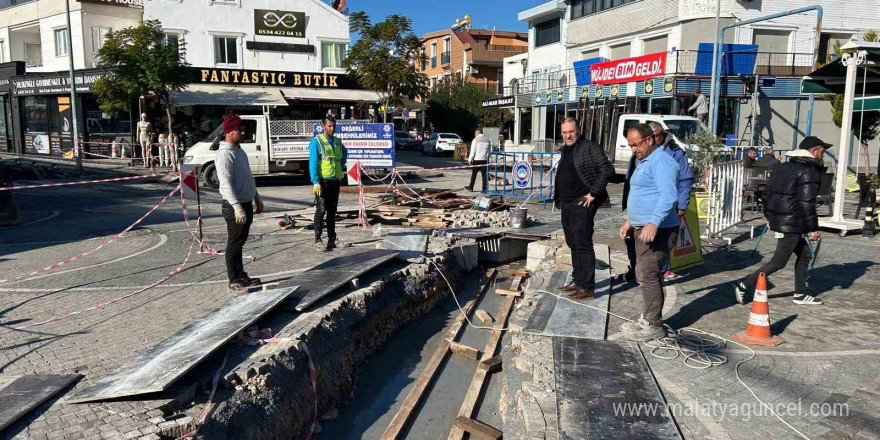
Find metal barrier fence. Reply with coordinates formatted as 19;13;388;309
487;151;559;202
704;160;745;239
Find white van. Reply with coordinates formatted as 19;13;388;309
614;114;706;163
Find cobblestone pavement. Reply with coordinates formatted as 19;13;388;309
0;151;474;439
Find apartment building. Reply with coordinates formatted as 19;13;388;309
418;19;528;94
0;0;142;156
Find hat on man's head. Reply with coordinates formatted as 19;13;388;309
798;136;832;151
223;113;242;134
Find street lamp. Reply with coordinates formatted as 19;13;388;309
64;0;81;171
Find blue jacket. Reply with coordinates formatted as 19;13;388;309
627;147;680;228
309;135;347;184
661;137;694;211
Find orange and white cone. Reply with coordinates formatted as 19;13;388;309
732;273;785;347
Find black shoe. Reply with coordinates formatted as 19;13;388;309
616;270;636;283
228;279;247;291
465;186;474;192
241;276;262;288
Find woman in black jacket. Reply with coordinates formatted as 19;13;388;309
734;136;831;306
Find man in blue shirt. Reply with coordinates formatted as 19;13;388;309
619;123;680;342
309;116;349;252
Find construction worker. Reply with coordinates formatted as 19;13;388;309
466;128;490;193
310;116;350;252
688;91;709;125
217;113;263;291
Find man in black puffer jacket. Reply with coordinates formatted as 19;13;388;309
735;136;831;306
553;117;614;299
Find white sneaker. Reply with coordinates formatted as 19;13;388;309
793;294;823;305
620;315;649;333
734;281;747;304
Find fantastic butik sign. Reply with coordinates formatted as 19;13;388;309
589;52;666;85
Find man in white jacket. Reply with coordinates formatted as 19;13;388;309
466;128;491;193
216;113;264;291
688;91;709;125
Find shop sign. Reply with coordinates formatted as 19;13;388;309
77;0;143;8
482;96;514;108
313;123;395;168
191;68;360;89
12;73;102;96
589;52;666;85
254;9;306;38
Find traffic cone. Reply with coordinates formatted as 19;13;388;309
732;273;785;347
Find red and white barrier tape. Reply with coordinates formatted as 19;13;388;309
0;184;181;285
302;341;318;440
0;172;171;192
2;236;198;335
176;351;229;440
179;190;224;256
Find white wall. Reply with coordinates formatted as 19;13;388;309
502;52;527;91
144;0;350;72
566;0;678;62
527;12;566;72
36;11;85;71
80;4;143;67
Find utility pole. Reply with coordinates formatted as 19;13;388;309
708;0;721;133
64;0;81;171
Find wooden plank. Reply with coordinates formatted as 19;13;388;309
475;310;493;324
452;417;503;440
0;375;81;430
67;287;299;403
380;268;498;440
495;288;523;297
508;275;523;290
478;356;503;374
449;342;481;360
505;269;530;278
446;294;516;440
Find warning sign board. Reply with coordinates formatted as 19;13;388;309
346;161;362;186
669;193;704;272
180;164;198;200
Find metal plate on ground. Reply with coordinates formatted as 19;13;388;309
281;249;399;312
554;338;681;440
0;374;81;430
501;219;562;239
377;229;429;261
66;287;298;403
524;245;611;340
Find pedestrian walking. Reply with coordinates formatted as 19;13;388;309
553;118;614;300
648;121;694;281
619;123;680;341
688;91;709;125
217;113;263;291
734;136;830;305
310;116;350;252
466;128;490;193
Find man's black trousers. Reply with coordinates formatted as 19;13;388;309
221;200;253;282
468;160;488;192
314;179;341;243
560;201;599;290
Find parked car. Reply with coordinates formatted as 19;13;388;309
422;133;463;156
613;114;709;163
394;131;422;150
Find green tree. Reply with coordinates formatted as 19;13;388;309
426;76;497;142
93;20;189;154
344;12;428;123
827;31;880;157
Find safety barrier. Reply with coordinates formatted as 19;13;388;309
704;160;745;240
487;151;559;202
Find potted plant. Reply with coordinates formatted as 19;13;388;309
685;131;727;219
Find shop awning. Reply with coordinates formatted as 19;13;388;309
172;84;288;107
801;47;880;95
280;87;380;102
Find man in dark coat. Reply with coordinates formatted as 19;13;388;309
553;117;614;299
735;136;830;305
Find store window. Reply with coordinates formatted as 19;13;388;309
91;27;111;53
23;96;50;155
570;0;635;20
519;107;532;144
321;42;347;69
0;40;5;63
213;35;238;66
535;18;560;47
55;28;69;57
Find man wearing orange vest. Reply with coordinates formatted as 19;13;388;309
309;116;350;252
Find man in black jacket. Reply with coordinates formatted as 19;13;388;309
554;117;614;299
735;136;830;305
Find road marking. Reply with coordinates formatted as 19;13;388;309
15;211;61;227
7;234;168;283
0;267;307;292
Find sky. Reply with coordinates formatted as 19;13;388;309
350;0;535;37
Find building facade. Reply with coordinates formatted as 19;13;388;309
418;18;528;93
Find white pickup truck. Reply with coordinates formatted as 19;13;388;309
182;115;368;188
612;114;707;163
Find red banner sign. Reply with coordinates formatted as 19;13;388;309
589;52;667;85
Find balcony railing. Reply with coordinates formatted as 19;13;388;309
470;43;527;64
672;50;815;77
430;56;437;69
26;58;42;67
441;51;450;65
